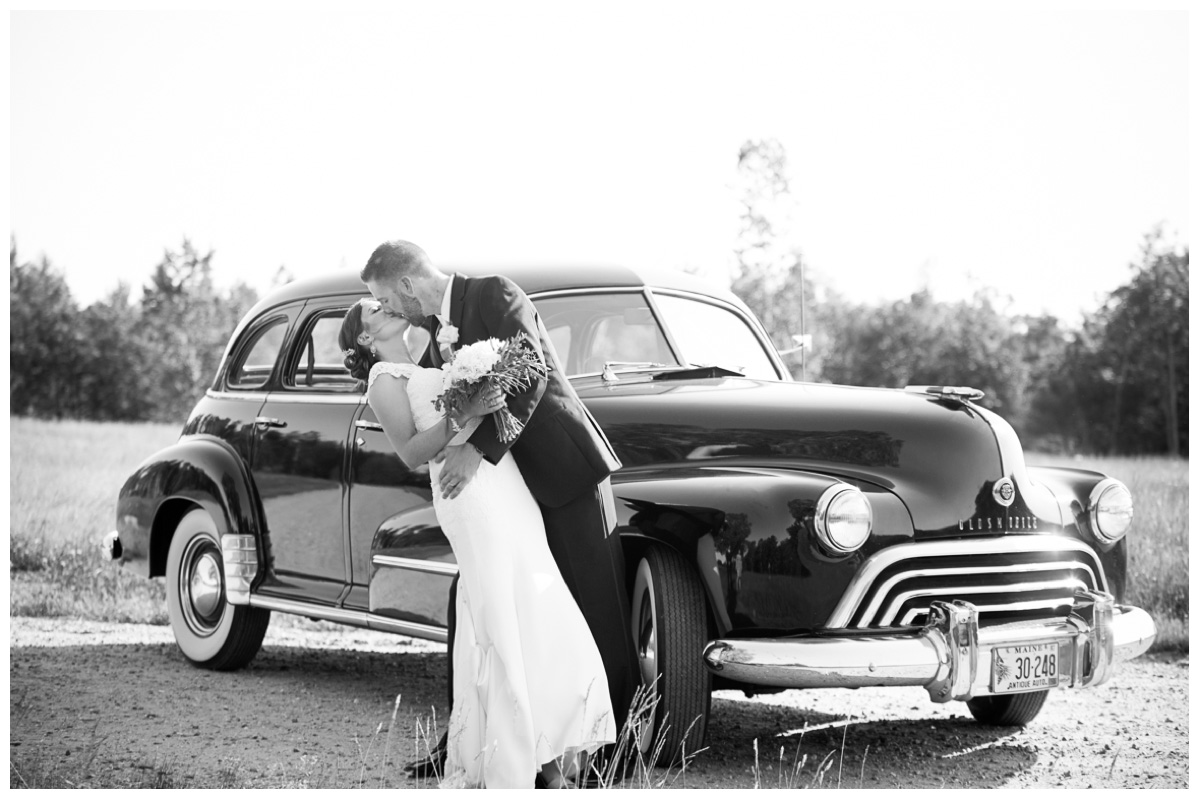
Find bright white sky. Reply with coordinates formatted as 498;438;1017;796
7;1;1192;325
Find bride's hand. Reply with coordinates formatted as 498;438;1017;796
459;386;506;421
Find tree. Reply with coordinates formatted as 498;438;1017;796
818;288;1032;422
1050;229;1189;455
138;239;259;422
730;139;817;379
76;284;154;421
9;242;84;418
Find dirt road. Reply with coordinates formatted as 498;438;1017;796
8;617;1188;789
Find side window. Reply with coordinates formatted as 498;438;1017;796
285;310;358;390
227;317;288;389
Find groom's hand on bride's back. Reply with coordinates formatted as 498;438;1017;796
438;443;484;499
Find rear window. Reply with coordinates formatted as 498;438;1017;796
227;316;288;389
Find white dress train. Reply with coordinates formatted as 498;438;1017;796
369;362;615;789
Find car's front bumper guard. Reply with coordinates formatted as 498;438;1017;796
702;590;1156;702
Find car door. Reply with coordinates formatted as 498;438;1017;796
249;299;361;606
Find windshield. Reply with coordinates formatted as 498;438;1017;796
652;293;781;380
533;290;782;380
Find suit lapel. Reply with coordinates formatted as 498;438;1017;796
448;273;468;344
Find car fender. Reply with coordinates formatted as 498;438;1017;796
1027;465;1129;600
611;464;913;635
115;435;264;580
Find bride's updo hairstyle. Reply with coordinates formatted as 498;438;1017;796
339;301;376;385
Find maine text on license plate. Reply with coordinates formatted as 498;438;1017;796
991;642;1060;693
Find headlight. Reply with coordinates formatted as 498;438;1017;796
814;484;873;555
1089;478;1133;543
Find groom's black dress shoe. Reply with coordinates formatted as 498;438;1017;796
404;736;448;779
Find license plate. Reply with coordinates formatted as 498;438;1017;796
991;642;1061;694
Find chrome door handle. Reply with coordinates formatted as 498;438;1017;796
254;417;287;429
355;420;384;432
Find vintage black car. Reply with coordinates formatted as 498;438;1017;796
105;264;1156;763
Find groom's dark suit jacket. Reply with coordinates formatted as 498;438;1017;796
424;273;638;733
425;273;622;507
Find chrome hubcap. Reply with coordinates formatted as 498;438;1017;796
637;590;658;684
180;538;224;635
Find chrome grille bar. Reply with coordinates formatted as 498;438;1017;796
879;576;1089;626
826;535;1108;629
898;596;1085;626
855;559;1100;626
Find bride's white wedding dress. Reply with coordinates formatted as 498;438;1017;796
369;362;615;789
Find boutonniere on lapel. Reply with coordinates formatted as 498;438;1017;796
436;324;459;348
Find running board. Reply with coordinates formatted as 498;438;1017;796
248;594;449;644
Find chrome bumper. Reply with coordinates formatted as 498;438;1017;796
101;530;122;561
702;590;1156;702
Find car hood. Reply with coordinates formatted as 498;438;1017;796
578;373;1033;537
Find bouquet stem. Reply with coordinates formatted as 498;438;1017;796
494;408;525;443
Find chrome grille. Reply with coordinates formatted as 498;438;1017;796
826;536;1108;629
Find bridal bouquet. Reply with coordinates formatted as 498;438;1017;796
434;334;549;443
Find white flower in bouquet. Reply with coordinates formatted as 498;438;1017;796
446;338;501;384
434;334;549;443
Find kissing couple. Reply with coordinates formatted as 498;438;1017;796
338;240;641;788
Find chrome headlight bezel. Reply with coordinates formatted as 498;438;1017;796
1088;478;1133;544
814;484;873;555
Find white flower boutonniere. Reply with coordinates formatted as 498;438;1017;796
437;323;459;347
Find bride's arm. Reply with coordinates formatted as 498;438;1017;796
368;376;503;469
368;376;459;469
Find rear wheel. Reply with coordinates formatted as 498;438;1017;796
630;545;711;767
165;508;269;670
966;690;1049;726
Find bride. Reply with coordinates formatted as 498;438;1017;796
339;298;616;789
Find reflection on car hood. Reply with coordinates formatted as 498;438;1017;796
578;374;1010;536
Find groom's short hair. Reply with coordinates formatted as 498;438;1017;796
361;240;434;284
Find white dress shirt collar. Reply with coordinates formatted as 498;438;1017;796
438;276;454;324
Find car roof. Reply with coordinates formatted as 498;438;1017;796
249;261;743;313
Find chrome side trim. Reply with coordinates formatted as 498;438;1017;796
372;555;459;577
206;389;365;405
263;393;365;405
531;287;645;299
369;617;448;642
247;595;449;643
972;404;1061;522
825;536;1109;629
207;390;270;403
249;595;367;626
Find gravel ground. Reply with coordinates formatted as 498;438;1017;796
8;616;1189;789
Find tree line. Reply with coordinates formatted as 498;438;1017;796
10;238;261;424
727;139;1188;457
9;195;1189;456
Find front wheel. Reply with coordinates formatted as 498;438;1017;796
630;545;711;767
966;690;1049;726
165;508;269;671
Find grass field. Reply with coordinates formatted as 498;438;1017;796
7;417;1189;651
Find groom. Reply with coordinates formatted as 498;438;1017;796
361;240;640;778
